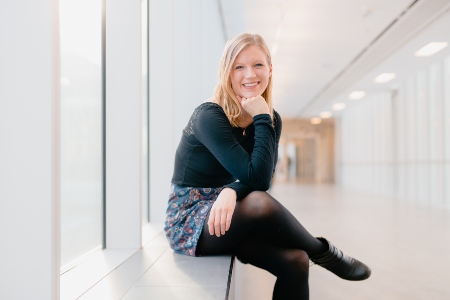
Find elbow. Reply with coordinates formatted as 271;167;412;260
259;183;271;191
252;179;271;191
246;168;273;191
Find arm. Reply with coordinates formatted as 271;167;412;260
272;110;282;181
203;96;277;237
207;110;282;237
225;110;282;200
224;181;254;201
193;106;276;191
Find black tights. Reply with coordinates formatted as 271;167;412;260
196;191;327;300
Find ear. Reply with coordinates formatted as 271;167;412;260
269;63;273;77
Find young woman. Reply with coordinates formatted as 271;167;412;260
164;33;370;299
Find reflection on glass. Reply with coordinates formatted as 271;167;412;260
59;0;103;266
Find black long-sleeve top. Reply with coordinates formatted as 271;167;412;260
171;102;282;201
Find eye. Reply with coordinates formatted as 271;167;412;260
255;63;264;67
235;65;243;69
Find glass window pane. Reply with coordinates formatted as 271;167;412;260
59;0;103;266
142;0;149;223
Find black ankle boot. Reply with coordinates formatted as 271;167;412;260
310;237;371;281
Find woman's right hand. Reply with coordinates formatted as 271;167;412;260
207;187;237;237
237;95;270;117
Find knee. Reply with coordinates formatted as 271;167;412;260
241;191;279;219
282;249;310;279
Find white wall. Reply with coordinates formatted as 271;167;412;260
337;54;450;209
149;0;225;222
339;92;394;196
0;1;60;299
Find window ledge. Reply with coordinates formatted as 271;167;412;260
60;248;138;300
60;223;164;300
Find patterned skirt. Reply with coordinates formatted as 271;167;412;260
164;184;223;256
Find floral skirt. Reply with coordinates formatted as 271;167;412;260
164;184;223;256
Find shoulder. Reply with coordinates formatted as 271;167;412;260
184;102;234;140
194;102;227;120
190;101;231;130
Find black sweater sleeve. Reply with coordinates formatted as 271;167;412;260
224;181;254;201
193;105;276;191
272;110;282;178
224;110;282;200
225;110;283;201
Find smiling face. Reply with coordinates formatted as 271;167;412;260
230;45;272;99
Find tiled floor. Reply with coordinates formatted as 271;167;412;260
233;182;450;300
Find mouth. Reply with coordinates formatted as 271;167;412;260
242;81;260;88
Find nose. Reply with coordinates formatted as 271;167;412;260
245;67;256;78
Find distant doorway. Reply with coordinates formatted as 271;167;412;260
275;119;334;184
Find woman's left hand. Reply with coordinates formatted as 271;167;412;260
207;187;237;237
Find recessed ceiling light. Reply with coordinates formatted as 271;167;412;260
374;73;396;83
310;118;322;124
414;42;448;57
320;111;332;118
332;103;346;111
348;91;366;100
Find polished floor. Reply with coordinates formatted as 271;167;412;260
234;182;450;300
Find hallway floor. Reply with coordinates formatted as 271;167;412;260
233;182;450;300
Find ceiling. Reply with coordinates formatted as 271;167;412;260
220;0;450;119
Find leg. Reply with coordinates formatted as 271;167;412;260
196;191;371;282
234;236;310;300
196;191;327;256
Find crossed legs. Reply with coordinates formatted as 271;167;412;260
196;191;327;299
233;237;310;300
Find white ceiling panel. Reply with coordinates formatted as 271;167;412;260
219;0;442;118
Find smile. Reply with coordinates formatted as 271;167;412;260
243;82;259;87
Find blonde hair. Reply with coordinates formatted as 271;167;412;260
214;33;273;127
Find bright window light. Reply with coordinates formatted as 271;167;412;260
320;111;332;118
348;91;366;100
332;103;346;111
374;73;396;83
310;118;322;124
414;42;448;57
